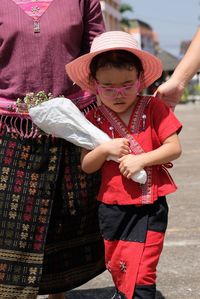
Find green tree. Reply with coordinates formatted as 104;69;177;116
120;3;133;29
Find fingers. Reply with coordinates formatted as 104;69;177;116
119;148;131;158
109;138;131;158
154;89;166;100
119;161;128;174
119;164;132;179
118;155;140;179
119;139;131;157
118;156;124;162
153;89;159;97
121;138;130;146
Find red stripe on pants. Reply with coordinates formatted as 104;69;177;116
104;240;144;299
136;230;165;285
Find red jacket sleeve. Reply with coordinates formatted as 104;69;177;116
150;97;182;143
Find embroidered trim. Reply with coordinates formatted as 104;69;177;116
131;96;151;134
0;249;43;263
11;0;53;19
0;285;38;298
119;260;127;273
11;0;54;33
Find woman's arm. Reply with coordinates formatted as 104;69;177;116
118;133;182;179
82;0;105;54
171;28;200;86
155;28;200;109
81;138;130;173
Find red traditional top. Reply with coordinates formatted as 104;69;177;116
86;96;182;206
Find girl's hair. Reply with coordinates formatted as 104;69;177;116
89;50;144;80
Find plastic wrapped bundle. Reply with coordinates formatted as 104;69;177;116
29;97;147;184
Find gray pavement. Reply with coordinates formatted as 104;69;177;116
40;103;200;299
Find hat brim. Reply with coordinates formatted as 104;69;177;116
65;47;163;94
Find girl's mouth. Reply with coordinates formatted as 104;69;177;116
114;101;125;105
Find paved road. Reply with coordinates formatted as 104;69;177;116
39;103;200;299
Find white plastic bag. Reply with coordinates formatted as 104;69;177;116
29;97;147;184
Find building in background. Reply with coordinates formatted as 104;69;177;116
157;49;180;73
100;0;121;30
123;18;182;92
125;19;159;55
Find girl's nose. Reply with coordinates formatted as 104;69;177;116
115;88;124;97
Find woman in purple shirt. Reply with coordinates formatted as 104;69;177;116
0;1;105;298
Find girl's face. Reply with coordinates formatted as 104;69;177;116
95;66;140;114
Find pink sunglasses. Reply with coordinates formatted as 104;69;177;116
95;80;140;99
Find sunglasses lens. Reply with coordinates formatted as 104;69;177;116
96;81;139;99
102;88;116;98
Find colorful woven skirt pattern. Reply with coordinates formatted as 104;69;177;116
0;115;104;298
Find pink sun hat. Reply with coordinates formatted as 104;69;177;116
65;31;163;94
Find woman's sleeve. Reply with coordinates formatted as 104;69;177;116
81;0;105;54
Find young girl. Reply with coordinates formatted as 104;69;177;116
65;31;182;299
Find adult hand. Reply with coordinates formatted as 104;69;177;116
154;77;185;111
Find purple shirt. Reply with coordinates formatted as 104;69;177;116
0;0;105;100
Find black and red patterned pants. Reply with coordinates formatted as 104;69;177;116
98;197;168;299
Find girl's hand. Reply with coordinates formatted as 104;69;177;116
81;138;130;174
118;154;145;179
102;138;130;158
118;132;182;179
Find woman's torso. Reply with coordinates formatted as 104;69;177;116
0;0;103;99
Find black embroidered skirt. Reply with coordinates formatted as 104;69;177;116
0;120;105;298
